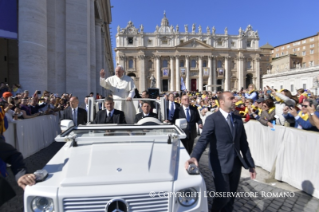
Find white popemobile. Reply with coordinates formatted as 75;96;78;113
24;97;208;212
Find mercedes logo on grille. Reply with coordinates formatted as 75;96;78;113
105;198;128;212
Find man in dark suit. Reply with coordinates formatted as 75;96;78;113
0;121;36;206
134;101;158;123
164;93;180;124
93;97;126;124
185;92;256;212
62;96;87;125
178;95;202;155
138;90;158;113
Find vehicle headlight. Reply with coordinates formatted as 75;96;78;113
177;187;198;207
31;196;54;212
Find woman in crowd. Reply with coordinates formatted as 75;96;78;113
252;99;276;127
11;84;22;96
282;99;318;131
201;91;208;99
296;88;308;104
244;84;258;102
237;98;253;123
14;103;40;119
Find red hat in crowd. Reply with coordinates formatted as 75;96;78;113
2;92;12;98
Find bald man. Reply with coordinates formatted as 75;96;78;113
61;96;87;125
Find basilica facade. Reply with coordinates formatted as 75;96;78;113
115;13;271;92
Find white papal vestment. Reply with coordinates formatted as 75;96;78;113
100;75;136;124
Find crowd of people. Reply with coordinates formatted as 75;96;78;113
1;69;319;210
159;84;319;132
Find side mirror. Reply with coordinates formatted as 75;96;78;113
175;118;187;130
60;119;74;132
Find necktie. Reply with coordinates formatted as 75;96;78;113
186;108;190;122
227;114;234;135
170;102;174;119
73;109;77;126
106;111;112;122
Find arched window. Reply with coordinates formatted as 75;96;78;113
129;59;133;69
246;74;252;87
202;60;207;67
217;60;222;68
162;60;168;67
191;60;196;68
180;60;185;67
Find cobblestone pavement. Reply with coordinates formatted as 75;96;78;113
1;141;319;212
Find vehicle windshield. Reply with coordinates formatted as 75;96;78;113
62;127;181;138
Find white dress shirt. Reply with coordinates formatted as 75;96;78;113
143;113;150;117
219;108;234;126
169;101;176;111
106;109;114;117
182;105;191;119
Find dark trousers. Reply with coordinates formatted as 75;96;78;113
181;130;196;155
211;157;242;212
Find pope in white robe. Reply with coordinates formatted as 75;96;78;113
100;66;136;124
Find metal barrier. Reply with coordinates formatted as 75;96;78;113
3;114;60;158
244;120;319;198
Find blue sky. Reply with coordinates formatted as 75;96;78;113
109;0;319;64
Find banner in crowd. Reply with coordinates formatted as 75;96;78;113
203;67;209;76
0;0;18;39
181;77;186;91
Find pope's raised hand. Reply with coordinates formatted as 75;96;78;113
100;69;105;78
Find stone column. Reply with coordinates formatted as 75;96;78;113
255;57;260;90
170;56;175;91
65;0;91;101
185;55;190;91
138;54;146;92
19;0;47;92
95;19;103;94
198;56;203;91
101;30;106;75
238;56;245;90
101;30;107;97
212;56;217;92
175;56;180;91
47;0;56;92
155;55;161;90
207;56;212;91
225;56;230;91
55;0;66;94
90;0;96;94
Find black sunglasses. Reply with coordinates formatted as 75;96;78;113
301;105;308;108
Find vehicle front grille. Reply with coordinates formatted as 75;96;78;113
63;193;169;212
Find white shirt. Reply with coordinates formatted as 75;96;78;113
85;104;89;112
71;107;78;117
182;105;191;119
169;101;176;111
5;110;16;123
106;109;114;117
219;108;232;122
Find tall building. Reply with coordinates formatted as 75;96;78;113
0;0;114;100
263;33;319;94
115;12;271;92
271;32;319;72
